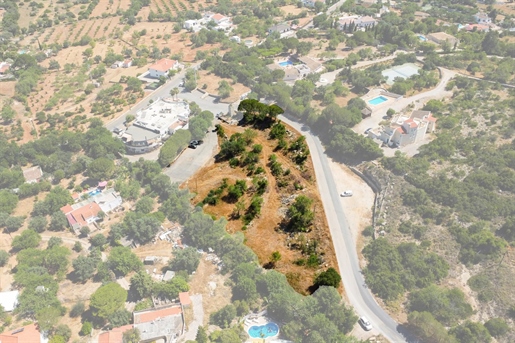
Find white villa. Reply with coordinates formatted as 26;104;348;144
374;110;437;147
148;58;181;79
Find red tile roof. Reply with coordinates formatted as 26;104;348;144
179;292;191;306
404;118;418;128
0;323;41;343
60;204;73;214
0;63;10;74
98;324;133;343
149;58;177;72
465;24;489;31
426;114;437;122
61;202;102;228
134;306;182;324
212;13;225;21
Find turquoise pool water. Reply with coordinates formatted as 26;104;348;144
89;189;101;197
368;96;388;105
248;322;279;338
279;60;293;67
418;35;427;41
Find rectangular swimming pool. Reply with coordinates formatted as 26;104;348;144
368;96;388;105
278;60;293;67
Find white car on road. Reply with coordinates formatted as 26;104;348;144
340;190;353;197
358;316;373;331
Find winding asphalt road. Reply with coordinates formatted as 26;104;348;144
279;115;411;343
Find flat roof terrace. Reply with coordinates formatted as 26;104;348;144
133;97;190;136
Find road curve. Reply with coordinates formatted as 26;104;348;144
279;115;411;343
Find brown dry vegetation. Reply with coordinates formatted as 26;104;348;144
197;70;250;103
186;123;340;295
188;258;232;327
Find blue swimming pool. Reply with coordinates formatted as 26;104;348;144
418;35;427;41
248;322;279;338
89;189;101;197
368;96;388;105
278;60;293;67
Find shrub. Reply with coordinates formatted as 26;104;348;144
362;226;375;237
0;250;9;267
70;302;85;318
210;304;236;329
484;318;509;338
314;268;341;288
80;322;92;336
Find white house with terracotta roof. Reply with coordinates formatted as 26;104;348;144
98;305;185;343
376;110;437;147
61;202;102;231
211;13;230;25
148;58;181;78
133;305;184;342
61;188;122;231
0;61;10;75
464;23;490;32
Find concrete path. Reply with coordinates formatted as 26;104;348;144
279;115;411;343
181;294;204;342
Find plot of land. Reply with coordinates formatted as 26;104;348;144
187;123;340;295
197;70;250;103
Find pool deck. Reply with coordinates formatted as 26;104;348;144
361;88;402;110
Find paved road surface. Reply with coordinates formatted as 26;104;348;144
164;126;219;185
279;115;411;343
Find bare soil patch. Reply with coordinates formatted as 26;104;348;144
0;82;16;97
280;5;307;17
188;258;232;327
187;123;340;295
197;70;250;103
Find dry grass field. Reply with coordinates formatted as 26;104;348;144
188;123;341;295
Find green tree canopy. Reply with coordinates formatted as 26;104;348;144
12;230;41;251
90;283;128;321
287;195;314;232
130;270;154;299
87;157;115;181
107;247;143;276
168;247;200;274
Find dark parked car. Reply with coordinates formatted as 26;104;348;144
189;140;204;149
